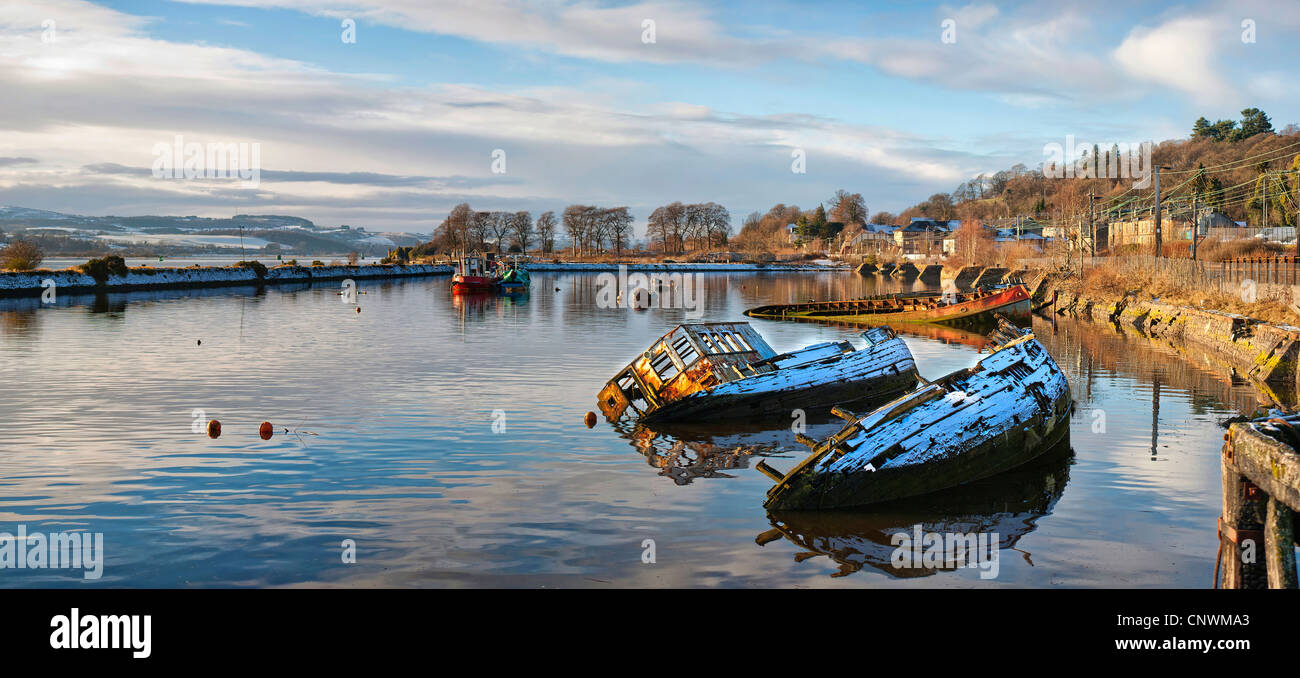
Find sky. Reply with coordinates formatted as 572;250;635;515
1;0;1297;235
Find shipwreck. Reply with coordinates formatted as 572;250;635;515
743;285;1031;327
597;322;918;423
758;316;1072;510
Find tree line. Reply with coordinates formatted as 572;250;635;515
421;201;733;256
645;202;731;254
422;203;558;256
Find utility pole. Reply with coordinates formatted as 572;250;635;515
1153;165;1163;258
1295;169;1299;258
1088;193;1096;257
1191;193;1199;261
1263;172;1269;232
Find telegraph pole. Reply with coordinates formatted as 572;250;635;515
1191;193;1199;261
1088;192;1096;257
1153;165;1163;258
1263;172;1269;232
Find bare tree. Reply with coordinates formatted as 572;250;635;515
468;211;491;251
563;205;588;257
535;211;557;253
509;211;533;253
703;202;731;247
487;211;512;252
0;238;43;270
829;190;868;227
603;207;634;255
434;202;472;252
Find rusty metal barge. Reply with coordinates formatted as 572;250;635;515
597;322;918;424
743;285;1031;326
759;317;1072;510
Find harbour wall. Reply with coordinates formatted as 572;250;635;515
0;261;848;298
1035;274;1300;386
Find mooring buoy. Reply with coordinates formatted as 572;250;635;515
207;419;222;438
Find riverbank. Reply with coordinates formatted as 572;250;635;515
0;260;848;297
1034;272;1300;387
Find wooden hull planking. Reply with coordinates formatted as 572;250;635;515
744;285;1031;326
598;323;919;424
763;323;1072;510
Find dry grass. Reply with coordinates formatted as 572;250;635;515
1109;238;1291;261
1070;264;1298;325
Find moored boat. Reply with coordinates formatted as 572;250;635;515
497;258;531;293
597;322;919;424
451;251;500;293
744;284;1030;326
758;316;1072;510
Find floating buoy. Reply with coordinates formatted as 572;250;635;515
258;421;273;440
196;339;201;345
355;307;361;314
555;287;560;292
207;419;221;438
584;412;597;428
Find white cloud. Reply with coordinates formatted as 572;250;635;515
1113;16;1237;105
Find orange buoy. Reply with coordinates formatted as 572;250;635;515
258;421;274;440
207;419;221;438
584;412;598;428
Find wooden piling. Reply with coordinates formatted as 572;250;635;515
1221;419;1300;588
1265;496;1298;589
1218;461;1269;589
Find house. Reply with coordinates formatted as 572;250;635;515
842;223;897;254
1107;209;1197;248
993;229;1047;251
893;218;956;256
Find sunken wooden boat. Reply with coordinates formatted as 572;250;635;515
597;322;918;424
759;316;1071;510
756;441;1072;578
743;284;1030;326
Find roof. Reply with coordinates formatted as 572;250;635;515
901;219;953;232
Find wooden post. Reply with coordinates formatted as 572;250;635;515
1191;194;1198;261
1219;459;1269;588
1265;496;1298;589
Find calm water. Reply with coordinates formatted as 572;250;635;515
0;272;1270;587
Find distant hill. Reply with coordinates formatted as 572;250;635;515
0;207;426;256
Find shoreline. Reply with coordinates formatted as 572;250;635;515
0;261;849;298
1033;272;1300;388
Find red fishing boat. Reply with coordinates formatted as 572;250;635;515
451;251;500;293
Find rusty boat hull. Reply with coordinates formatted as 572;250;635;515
744;285;1031;326
761;318;1072;510
598;323;919;424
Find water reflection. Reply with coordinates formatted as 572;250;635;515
0;270;1274;587
0;309;40;337
614;416;848;485
1035;313;1290;414
757;441;1073;579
